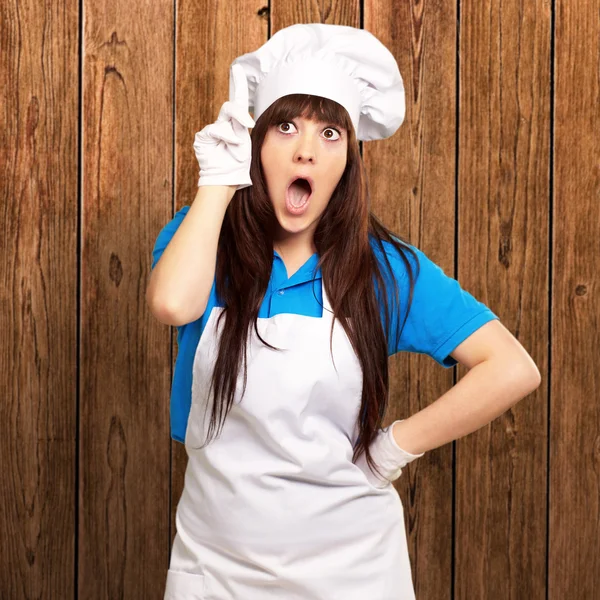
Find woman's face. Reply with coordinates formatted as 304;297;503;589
260;114;348;248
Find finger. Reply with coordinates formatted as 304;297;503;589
226;141;248;163
197;121;241;146
210;120;242;145
220;100;255;129
229;114;250;140
228;64;255;127
229;63;248;108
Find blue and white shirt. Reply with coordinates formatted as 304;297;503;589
151;206;500;443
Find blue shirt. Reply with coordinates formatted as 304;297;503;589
151;206;499;442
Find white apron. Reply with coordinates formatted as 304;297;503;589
164;279;416;599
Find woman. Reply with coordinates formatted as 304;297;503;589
147;23;533;600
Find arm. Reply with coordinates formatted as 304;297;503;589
146;185;234;326
392;319;541;455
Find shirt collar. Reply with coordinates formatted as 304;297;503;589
272;250;322;290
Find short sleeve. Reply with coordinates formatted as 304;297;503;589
151;205;191;270
382;242;500;367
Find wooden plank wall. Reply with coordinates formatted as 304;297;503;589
1;0;598;598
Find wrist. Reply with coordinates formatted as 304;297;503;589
390;420;426;461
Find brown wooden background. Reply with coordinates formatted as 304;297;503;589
1;0;598;598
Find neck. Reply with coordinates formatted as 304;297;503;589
273;236;317;258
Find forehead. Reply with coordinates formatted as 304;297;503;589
287;115;346;129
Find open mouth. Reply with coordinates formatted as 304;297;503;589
286;179;312;214
290;178;312;195
286;177;313;210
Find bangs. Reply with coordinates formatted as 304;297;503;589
266;94;351;133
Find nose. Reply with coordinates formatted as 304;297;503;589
293;132;317;163
294;152;314;163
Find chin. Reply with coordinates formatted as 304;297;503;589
275;215;312;234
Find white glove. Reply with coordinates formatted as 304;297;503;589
355;419;425;489
193;63;255;190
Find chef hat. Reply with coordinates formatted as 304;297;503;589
229;23;406;142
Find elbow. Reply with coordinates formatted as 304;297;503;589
482;354;542;407
147;299;192;327
146;271;180;325
147;293;178;326
506;358;542;399
528;368;542;393
513;364;542;410
530;364;542;388
146;287;205;327
499;341;542;393
146;285;185;327
517;356;542;391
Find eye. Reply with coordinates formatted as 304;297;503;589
276;121;342;141
322;127;341;141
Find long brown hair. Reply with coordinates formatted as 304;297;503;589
193;93;420;482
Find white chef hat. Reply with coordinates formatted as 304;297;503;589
229;23;406;142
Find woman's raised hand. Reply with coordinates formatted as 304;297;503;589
193;63;255;191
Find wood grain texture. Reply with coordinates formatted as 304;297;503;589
456;1;551;598
79;0;174;598
2;0;599;598
551;0;600;597
0;0;78;597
